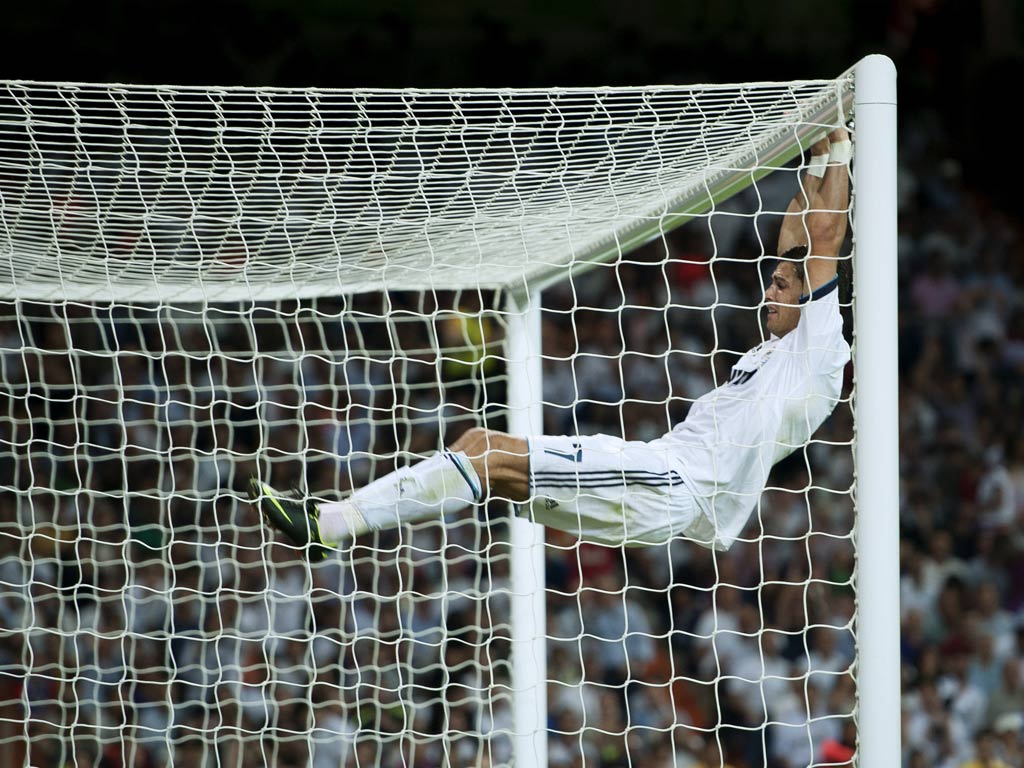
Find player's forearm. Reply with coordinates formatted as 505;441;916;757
778;137;829;255
778;182;825;254
803;148;850;291
777;205;807;256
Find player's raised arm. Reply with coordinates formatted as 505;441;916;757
777;127;851;295
804;127;851;293
777;134;830;256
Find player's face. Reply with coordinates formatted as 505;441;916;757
763;261;802;336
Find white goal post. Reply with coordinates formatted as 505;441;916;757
0;56;897;766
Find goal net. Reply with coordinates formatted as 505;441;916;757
0;72;880;767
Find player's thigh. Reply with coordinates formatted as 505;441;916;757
528;433;699;546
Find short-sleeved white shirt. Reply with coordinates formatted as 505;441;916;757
657;278;850;549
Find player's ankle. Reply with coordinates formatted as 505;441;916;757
318;499;369;542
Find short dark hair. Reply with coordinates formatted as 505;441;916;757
776;245;809;285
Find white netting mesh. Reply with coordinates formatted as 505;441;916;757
0;78;857;767
0;79;849;301
3;290;519;766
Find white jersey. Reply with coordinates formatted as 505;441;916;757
658;278;850;549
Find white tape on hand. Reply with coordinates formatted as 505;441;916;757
807;153;828;178
828;139;852;165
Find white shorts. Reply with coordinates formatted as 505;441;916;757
524;434;714;548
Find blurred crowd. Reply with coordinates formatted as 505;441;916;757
893;105;1024;768
0;98;1023;768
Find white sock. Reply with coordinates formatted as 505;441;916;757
317;450;482;542
316;499;368;545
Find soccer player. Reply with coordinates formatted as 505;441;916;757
249;127;853;561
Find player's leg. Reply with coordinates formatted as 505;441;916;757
247;477;334;561
249;427;529;559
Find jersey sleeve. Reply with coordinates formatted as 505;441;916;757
789;275;849;372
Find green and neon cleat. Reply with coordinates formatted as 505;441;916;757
248;478;331;562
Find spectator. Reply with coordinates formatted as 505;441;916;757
977;445;1016;532
992;713;1024;767
959;728;1013;768
984;658;1024;730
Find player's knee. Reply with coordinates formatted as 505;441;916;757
449;426;497;458
449;428;528;489
446;428;529;502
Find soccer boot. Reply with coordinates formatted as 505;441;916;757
248;478;331;562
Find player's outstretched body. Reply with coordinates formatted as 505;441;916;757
249;127;853;561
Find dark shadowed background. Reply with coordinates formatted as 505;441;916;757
2;1;1022;204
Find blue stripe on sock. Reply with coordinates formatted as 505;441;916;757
444;450;482;502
